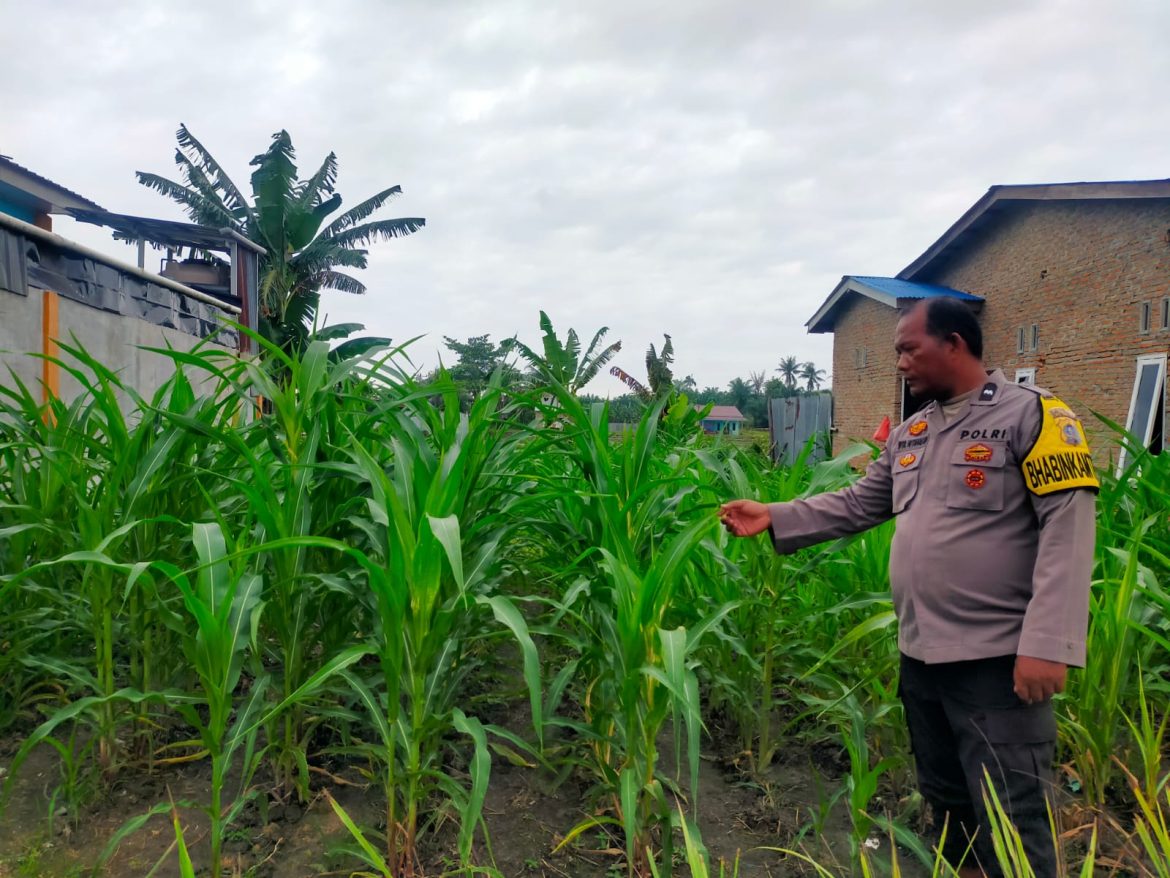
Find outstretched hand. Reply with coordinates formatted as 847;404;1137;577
719;499;772;538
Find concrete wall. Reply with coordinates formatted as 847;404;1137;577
0;218;239;409
0;286;42;392
1;286;233;406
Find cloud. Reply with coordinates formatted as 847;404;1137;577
3;0;1169;395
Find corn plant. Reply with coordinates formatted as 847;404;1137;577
526;387;730;876
694;438;874;770
149;522;271;878
0;339;235;770
1062;432;1170;807
1122;762;1170;878
153;333;399;795
329;370;542;876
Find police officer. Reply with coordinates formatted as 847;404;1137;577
720;297;1097;878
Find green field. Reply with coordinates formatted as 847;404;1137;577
1;338;1168;878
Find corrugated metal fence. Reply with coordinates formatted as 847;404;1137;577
769;393;833;466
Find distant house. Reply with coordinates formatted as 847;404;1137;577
698;405;746;435
807;179;1170;464
0;157;261;404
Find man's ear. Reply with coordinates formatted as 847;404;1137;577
948;332;966;353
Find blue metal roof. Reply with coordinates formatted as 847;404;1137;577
850;276;982;302
806;276;983;333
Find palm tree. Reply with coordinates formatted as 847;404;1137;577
776;356;802;390
137;125;425;354
748;370;767;395
727;377;752;411
504;311;622;393
800;362;826;392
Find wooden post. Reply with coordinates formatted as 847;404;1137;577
42;290;60;411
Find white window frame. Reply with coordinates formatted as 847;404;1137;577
1015;368;1037;385
1119;353;1167;473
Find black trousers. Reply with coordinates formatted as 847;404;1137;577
899;653;1058;878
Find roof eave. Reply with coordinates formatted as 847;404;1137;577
806;276;896;334
899;179;1170;280
0;160;103;214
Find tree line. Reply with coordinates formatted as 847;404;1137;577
439;330;827;428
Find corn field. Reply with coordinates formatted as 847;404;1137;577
1;333;1168;878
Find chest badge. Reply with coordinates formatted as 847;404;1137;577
964;443;993;463
898;453;917;467
908;420;928;436
965;468;987;489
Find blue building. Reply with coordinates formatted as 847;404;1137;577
698;405;746;435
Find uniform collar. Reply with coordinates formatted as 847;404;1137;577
930;369;1006;433
969;369;1008;406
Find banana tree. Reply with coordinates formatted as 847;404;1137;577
136;125;425;355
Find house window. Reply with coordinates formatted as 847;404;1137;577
1140;301;1152;334
854;347;868;369
1016;327;1026;354
1015;368;1036;385
1161;297;1169;331
1031;324;1039;351
1119;354;1167;472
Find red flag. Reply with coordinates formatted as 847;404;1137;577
872;415;890;443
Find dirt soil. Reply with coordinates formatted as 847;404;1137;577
0;720;922;878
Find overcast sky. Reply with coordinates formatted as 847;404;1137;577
3;0;1168;393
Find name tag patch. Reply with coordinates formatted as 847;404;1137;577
1021;397;1100;495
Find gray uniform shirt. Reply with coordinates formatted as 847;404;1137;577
768;369;1097;666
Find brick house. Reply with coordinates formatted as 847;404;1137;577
807;179;1170;465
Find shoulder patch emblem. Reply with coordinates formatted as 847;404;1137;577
964;443;993;462
908;420;928;436
899;453;917;467
1022;397;1099;495
965;468;986;489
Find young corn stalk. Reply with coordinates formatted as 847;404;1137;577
163;334;394;796
695;437;874;770
156;522;269;878
1061;453;1166;805
334;370;542;876
530;386;727;877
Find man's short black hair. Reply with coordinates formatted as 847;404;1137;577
922;297;983;359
